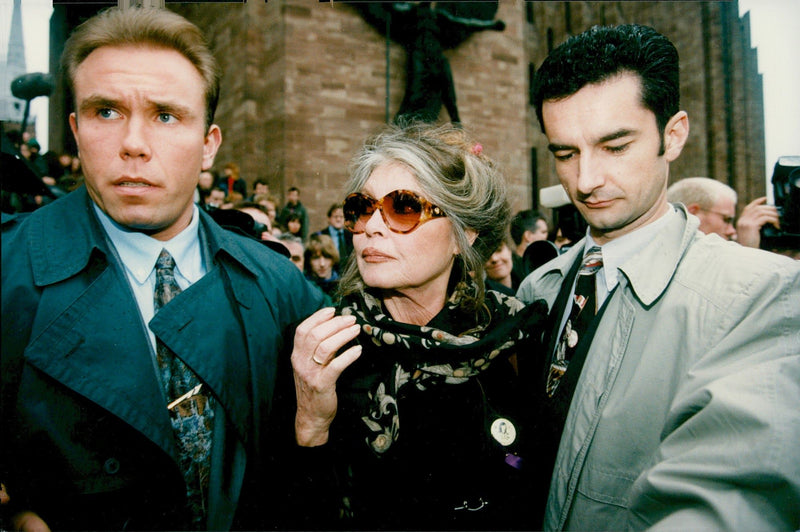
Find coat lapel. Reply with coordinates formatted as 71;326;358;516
23;262;179;459
148;266;253;447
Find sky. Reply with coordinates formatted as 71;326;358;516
737;0;800;188
1;0;798;177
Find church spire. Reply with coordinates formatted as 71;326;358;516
1;0;28;121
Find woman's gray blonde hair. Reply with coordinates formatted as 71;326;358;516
61;7;220;130
338;122;511;311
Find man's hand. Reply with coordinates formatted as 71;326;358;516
735;197;780;248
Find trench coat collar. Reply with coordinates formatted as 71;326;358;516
28;186;263;288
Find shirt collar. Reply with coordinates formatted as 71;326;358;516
585;205;678;294
94;203;204;285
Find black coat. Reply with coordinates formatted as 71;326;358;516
289;299;540;531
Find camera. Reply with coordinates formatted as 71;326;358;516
760;156;800;252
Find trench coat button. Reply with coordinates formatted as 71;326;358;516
103;457;121;475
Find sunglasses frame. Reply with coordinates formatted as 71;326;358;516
343;189;446;234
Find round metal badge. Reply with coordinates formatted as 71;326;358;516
490;417;517;446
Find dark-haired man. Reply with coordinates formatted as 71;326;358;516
1;7;322;530
518;24;799;530
314;203;353;269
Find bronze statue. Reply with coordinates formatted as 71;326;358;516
352;2;505;124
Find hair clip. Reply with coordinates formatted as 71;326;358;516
471;143;483;156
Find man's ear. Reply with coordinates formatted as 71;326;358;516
202;124;222;171
686;203;702;215
523;229;536;244
68;113;79;149
663;110;689;163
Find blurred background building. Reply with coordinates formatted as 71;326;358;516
36;1;764;230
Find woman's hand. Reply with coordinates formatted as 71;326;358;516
1;483;51;532
291;307;362;447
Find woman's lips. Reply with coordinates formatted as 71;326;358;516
361;248;393;263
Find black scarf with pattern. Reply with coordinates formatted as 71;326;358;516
338;280;547;454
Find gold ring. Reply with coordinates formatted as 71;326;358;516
312;356;325;365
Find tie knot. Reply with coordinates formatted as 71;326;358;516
579;246;603;275
156;249;176;273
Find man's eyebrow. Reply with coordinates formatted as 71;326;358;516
598;129;636;143
547;143;575;153
153;101;194;118
78;95;118;114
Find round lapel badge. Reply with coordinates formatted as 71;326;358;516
490;417;516;446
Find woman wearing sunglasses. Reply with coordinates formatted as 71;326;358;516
289;122;546;530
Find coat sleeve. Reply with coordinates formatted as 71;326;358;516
625;258;800;530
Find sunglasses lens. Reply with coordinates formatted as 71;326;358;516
384;191;424;232
343;194;375;233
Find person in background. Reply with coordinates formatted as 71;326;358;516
484;239;520;296
278;233;305;272
222;191;243;210
203;187;226;212
1;8;322;530
284;212;304;240
666;176;737;239
736;196;782;248
289;122;547;530
21;138;49;178
667;176;780;247
248;178;269;201
509;209;550;281
510;209;549;257
195;170;216;205
277;186;310;240
233;201;274;242
220;162;247;199
314;203;353;271
303;233;340;298
254;193;279;233
520;23;800;530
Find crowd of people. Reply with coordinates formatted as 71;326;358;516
190;164;350;298
1;7;798;532
1;131;85;213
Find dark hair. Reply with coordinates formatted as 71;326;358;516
509;209;548;246
233;200;270;216
326;202;343;218
533;24;679;150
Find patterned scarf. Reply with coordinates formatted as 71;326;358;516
338;280;546;454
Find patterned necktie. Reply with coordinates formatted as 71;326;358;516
154;249;214;527
547;246;603;397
